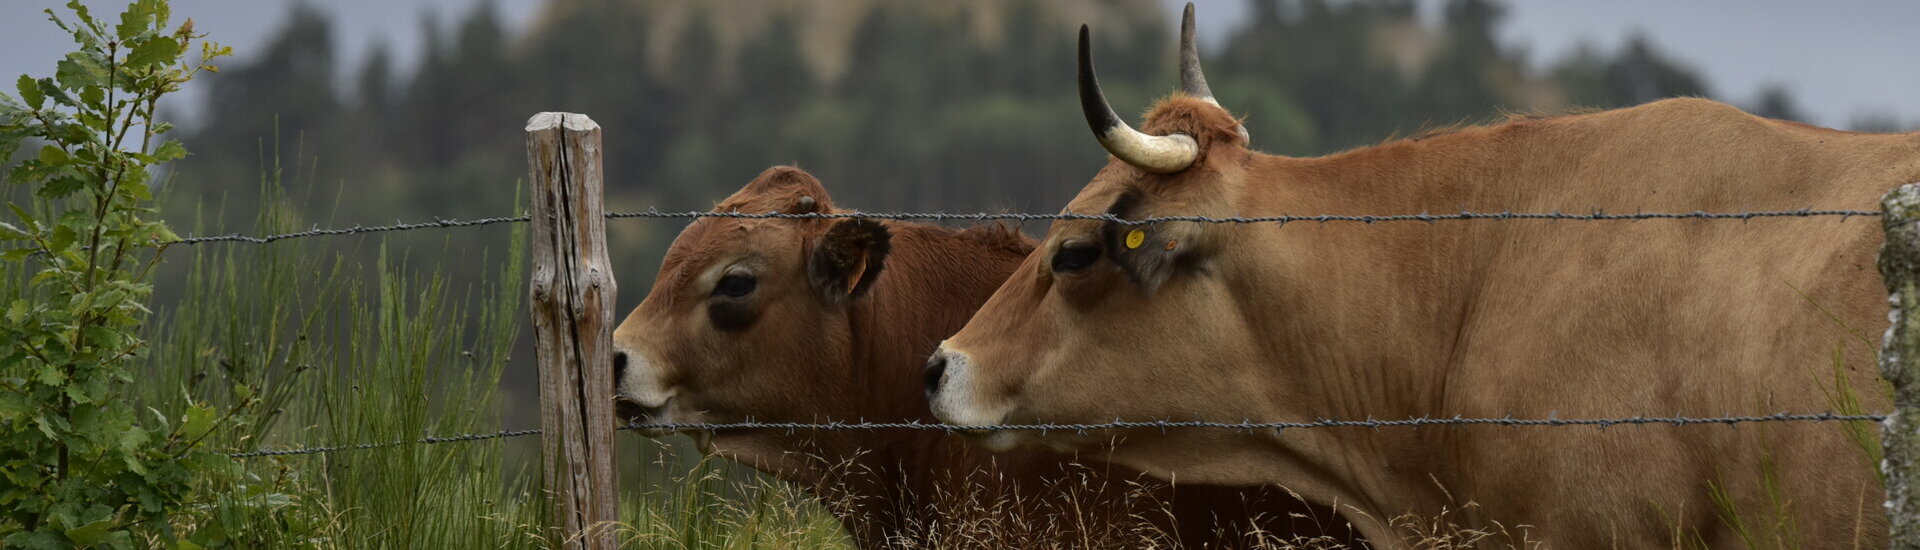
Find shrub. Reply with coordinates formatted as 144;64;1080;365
0;1;233;547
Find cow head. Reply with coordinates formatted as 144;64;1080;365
926;6;1267;453
613;166;890;449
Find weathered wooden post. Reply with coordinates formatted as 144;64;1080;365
526;112;619;550
1881;182;1920;549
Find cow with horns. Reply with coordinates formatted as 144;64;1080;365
927;3;1917;547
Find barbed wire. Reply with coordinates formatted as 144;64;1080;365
124;206;1880;251
228;428;542;458
167;214;534;246
228;411;1886;459
609;207;1883;226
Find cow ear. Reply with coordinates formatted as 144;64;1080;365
809;219;890;302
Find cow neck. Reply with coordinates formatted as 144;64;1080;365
1220;149;1506;521
731;223;1035;544
844;222;1027;479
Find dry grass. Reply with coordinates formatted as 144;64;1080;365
589;439;1569;550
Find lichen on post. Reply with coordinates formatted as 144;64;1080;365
1880;182;1920;549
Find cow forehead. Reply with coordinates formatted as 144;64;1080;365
657;219;804;292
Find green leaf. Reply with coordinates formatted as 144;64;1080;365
36;145;69;166
149;225;178;244
35;77;72;106
62;517;114;545
0;221;25;241
7;204;39;230
0;393;30;422
181;403;215;441
150;139;186;162
3;530;67;550
64;1;98;34
78;85;104;108
54;52;109;92
37;176;86;200
83;325;123;354
46;223;76;253
34;413;60;439
16;75;43;109
116;0;159;41
125;37;179;72
36;365;66;386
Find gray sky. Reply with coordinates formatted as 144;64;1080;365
4;1;1917;128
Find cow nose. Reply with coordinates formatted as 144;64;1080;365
923;353;948;398
612;351;629;384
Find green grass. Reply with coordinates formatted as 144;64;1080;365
119;175;857;548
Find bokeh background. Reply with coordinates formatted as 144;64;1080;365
6;0;1918;424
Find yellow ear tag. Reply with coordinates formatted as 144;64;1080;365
1125;229;1146;250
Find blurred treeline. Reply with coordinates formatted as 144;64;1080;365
164;0;1879;309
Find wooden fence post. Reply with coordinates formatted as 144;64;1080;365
1881;182;1920;549
526;112;619;550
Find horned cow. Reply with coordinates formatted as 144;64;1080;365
927;4;1917;548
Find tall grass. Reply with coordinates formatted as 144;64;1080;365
134;173;543;546
125;170;864;548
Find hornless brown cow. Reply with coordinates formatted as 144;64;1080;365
612;166;1337;549
925;5;1917;548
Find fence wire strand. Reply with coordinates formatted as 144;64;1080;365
228;412;1886;459
141;206;1880;249
168;214;534;246
608;207;1883;226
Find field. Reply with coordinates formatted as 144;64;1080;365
1;1;1907;548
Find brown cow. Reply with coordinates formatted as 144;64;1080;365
612;166;1338;549
925;7;1918;548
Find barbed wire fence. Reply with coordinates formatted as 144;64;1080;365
143;202;1893;460
228;412;1889;459
6;207;1882;259
150;206;1881;249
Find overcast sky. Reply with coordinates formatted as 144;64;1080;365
3;1;1916;128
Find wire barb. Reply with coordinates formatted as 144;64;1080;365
228;412;1886;459
91;206;1874;252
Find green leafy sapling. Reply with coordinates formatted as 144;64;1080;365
0;1;234;547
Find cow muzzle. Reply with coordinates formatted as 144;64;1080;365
925;344;1021;450
612;346;678;436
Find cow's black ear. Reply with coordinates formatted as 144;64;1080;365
809;219;890;302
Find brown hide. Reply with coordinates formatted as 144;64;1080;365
931;97;1920;548
613;166;1340;549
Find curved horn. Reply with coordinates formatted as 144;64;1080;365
1178;3;1215;101
1179;3;1249;141
1078;25;1197;174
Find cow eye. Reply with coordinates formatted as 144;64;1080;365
713;273;756;298
1051;241;1102;273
